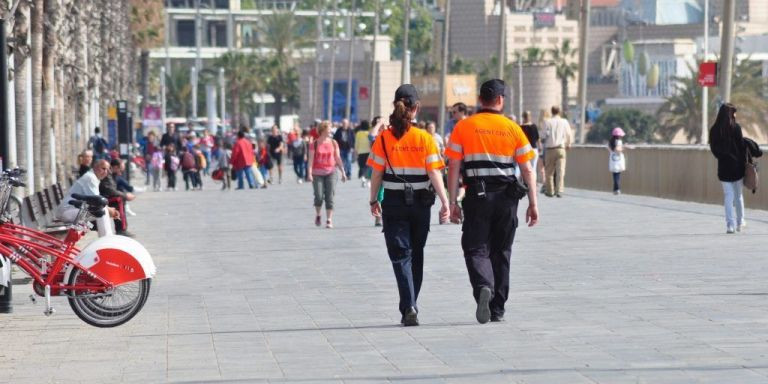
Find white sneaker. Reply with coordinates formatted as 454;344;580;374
298;178;303;184
737;221;746;232
726;226;735;234
125;204;137;217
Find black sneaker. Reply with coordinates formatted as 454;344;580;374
490;314;505;322
402;307;419;326
476;287;491;324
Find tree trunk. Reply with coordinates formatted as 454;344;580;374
561;77;568;117
41;0;57;186
139;49;149;119
31;0;44;189
13;2;29;192
273;92;283;130
232;85;240;130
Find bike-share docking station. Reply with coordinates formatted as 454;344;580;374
0;18;13;314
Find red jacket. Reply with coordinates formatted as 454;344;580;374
230;137;254;170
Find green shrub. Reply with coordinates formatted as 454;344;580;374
587;108;659;144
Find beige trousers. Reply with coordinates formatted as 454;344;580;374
544;147;566;195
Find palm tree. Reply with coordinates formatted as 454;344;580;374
165;68;192;119
658;59;768;143
257;11;308;128
548;39;578;114
448;54;475;75
12;1;30;191
31;0;43;190
130;0;165;116
214;51;260;129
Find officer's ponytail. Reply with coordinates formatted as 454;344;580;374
389;99;412;139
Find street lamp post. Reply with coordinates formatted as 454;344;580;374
191;66;197;119
401;0;411;84
438;0;451;138
161;66;167;134
369;0;381;121
327;0;339;122
701;0;709;144
719;0;735;103
219;67;225;133
345;0;357;122
576;0;591;143
0;19;11;170
497;0;506;80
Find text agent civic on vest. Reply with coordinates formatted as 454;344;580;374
367;84;451;327
445;78;539;324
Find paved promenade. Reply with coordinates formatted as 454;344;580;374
1;173;768;383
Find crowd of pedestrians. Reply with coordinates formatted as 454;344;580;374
49;76;764;329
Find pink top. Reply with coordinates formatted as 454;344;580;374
312;139;336;176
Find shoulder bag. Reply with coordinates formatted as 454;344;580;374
744;151;759;194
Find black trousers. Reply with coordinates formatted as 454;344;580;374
461;188;519;318
381;192;431;315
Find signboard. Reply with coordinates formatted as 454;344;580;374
411;75;478;108
698;61;717;87
142;105;163;128
533;12;556;29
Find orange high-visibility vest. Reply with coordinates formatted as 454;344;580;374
445;110;534;184
367;126;444;190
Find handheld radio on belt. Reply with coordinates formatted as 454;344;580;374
381;135;415;206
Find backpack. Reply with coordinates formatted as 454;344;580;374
151;151;164;170
92;137;107;154
169;155;180;172
181;152;196;170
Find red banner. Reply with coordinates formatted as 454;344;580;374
698;62;717;87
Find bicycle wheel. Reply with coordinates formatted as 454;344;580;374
67;268;151;328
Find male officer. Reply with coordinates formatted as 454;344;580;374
445;79;539;324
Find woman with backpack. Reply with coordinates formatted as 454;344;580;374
308;121;347;228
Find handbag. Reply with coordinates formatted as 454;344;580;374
211;168;223;181
744;152;759;194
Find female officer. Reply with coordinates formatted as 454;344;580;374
367;84;450;326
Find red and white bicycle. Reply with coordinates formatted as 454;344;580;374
0;168;156;327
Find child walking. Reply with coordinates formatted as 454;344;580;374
608;127;626;195
150;148;164;191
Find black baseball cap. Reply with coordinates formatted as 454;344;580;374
394;84;420;105
479;79;506;101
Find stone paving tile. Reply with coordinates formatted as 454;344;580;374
2;172;768;383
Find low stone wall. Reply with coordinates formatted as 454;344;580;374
563;145;768;209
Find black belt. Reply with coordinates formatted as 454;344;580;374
546;146;564;150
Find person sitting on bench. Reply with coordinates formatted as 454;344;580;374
99;159;136;236
56;159;118;223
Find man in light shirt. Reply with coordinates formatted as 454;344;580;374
540;106;573;197
56;159;119;223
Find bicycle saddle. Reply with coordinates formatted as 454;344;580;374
70;194;108;208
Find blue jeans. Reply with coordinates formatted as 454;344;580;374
340;149;353;178
721;179;744;228
258;165;270;182
202;150;211;175
293;156;306;179
236;167;256;189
